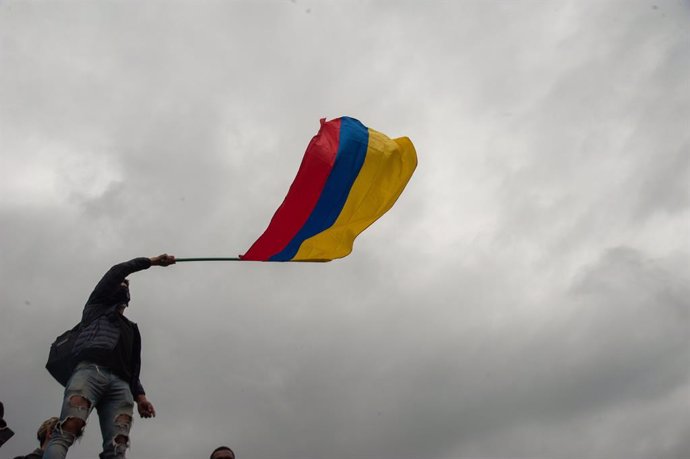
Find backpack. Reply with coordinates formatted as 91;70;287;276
46;322;82;386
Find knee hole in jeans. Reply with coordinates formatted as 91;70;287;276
68;395;91;410
115;414;132;428
59;395;90;436
114;434;129;445
58;417;86;436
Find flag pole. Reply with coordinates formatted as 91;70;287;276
175;257;242;262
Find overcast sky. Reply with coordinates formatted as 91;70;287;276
1;1;688;458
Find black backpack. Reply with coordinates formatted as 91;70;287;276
46;322;82;386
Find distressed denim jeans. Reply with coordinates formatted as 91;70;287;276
43;362;134;459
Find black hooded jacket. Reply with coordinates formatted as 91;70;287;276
72;258;152;397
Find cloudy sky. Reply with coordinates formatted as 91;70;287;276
1;1;688;458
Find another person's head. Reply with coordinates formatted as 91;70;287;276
37;417;59;448
0;401;15;447
210;445;235;459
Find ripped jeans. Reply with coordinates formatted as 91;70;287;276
43;362;134;459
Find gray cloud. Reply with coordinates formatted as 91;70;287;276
1;1;688;458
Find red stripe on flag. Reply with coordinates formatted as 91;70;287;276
241;118;342;260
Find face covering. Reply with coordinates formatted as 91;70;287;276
111;284;131;307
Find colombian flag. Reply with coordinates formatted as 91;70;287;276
241;116;417;261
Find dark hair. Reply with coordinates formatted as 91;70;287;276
210;446;235;459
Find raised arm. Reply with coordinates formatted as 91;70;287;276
86;254;176;305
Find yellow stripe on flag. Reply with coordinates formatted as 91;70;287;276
293;129;417;261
